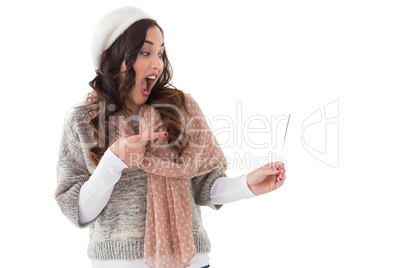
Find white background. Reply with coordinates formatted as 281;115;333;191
1;0;401;267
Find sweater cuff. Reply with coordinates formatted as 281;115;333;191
77;147;128;226
210;173;256;205
241;173;257;198
102;147;129;171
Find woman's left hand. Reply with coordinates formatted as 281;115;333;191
246;162;286;196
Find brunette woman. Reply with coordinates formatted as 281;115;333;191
55;6;286;268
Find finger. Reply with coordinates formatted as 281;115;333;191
277;174;286;182
127;131;168;144
141;122;165;134
260;165;282;176
149;122;165;132
277;173;282;181
276;179;285;187
144;131;169;141
142;131;168;147
277;165;287;172
263;161;284;169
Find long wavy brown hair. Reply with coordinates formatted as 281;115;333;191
76;19;194;166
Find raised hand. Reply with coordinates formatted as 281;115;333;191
246;162;287;196
110;131;168;167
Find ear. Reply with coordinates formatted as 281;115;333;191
120;58;127;72
115;59;127;87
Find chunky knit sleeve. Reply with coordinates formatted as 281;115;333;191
190;166;228;210
54;108;97;228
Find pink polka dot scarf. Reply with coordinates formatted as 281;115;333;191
85;92;227;267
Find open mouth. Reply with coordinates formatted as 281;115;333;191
140;74;157;96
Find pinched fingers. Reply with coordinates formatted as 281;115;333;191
277;168;287;182
257;162;283;177
262;161;284;170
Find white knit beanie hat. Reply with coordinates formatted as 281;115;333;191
92;6;152;69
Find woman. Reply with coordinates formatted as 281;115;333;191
55;6;286;268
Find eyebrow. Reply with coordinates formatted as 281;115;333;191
144;40;164;47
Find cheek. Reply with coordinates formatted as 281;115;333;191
133;60;147;76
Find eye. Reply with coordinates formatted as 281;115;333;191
139;52;150;56
158;53;164;58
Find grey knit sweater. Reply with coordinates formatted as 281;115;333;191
54;105;227;260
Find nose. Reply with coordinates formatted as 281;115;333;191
150;54;163;70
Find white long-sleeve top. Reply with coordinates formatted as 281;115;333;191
78;148;256;268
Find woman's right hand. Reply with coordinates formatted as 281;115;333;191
110;131;168;167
